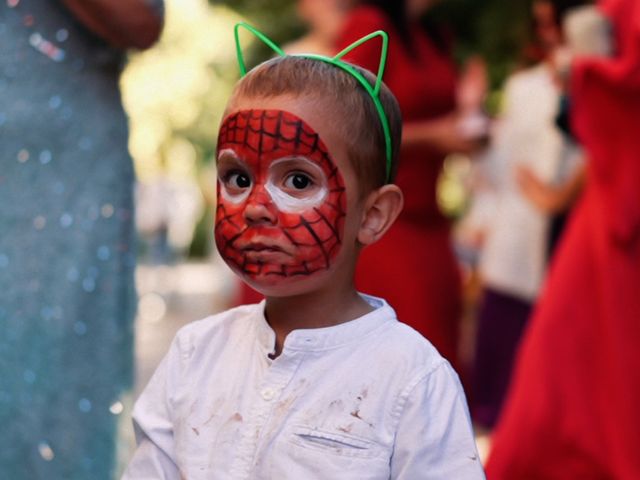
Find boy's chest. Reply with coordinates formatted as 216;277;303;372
172;348;397;479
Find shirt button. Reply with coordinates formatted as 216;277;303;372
261;387;276;401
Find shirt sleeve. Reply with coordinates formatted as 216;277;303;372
122;334;186;479
390;362;486;479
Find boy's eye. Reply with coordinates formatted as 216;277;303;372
284;173;312;190
227;172;251;189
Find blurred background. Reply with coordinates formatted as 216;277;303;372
3;0;639;478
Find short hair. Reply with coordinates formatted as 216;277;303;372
228;56;402;195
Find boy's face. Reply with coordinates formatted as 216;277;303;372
215;95;359;296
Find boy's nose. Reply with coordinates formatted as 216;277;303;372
243;186;277;225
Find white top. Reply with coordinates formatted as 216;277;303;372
123;296;485;480
478;64;582;301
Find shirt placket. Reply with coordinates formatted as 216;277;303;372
229;349;303;479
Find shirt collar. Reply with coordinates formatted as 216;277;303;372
253;294;397;353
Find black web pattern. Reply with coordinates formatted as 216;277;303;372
216;109;346;277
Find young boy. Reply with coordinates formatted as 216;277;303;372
124;36;484;479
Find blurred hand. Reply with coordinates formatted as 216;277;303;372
433;114;488;155
516;165;566;213
468;227;487;250
62;0;163;49
404;114;486;155
457;56;489;112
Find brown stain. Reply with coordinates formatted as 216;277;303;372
202;412;216;426
337;423;353;433
350;408;374;428
209;411;245;464
356;387;369;402
302;407;323;425
202;397;226;426
328;399;344;413
191;426;200;436
274;395;298;417
348;386;374;427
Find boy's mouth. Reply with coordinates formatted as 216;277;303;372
239;242;294;264
239;241;293;257
241;243;285;253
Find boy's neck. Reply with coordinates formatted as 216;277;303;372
264;278;374;358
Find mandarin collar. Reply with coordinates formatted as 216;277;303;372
254;294;397;354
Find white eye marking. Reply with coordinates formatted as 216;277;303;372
265;157;328;213
220;182;252;204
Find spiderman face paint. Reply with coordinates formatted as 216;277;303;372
215;109;347;289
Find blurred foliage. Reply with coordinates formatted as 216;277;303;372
429;0;532;91
210;0;305;67
122;0;246;179
122;0;249;258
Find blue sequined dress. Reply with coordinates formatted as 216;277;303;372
0;1;143;478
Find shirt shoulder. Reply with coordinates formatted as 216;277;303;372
368;317;450;385
170;303;262;360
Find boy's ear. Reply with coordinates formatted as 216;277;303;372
358;184;404;246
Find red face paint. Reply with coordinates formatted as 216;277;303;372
215;109;346;288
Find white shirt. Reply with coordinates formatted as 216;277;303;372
479;65;582;300
123;296;485;480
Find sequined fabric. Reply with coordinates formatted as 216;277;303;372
0;1;137;478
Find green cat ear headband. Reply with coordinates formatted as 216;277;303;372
234;22;393;183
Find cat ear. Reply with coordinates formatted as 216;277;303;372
333;30;389;97
234;22;286;76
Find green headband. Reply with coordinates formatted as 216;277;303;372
234;22;393;183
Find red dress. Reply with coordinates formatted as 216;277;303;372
336;7;462;365
486;0;640;478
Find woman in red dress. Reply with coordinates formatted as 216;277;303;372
486;0;640;477
335;0;479;366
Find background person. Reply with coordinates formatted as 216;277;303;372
336;0;483;369
486;0;640;476
470;0;585;430
0;1;162;478
284;0;353;55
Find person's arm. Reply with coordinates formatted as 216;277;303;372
122;339;182;479
403;115;485;154
124;435;178;480
390;362;485;479
516;162;586;214
62;0;163;49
